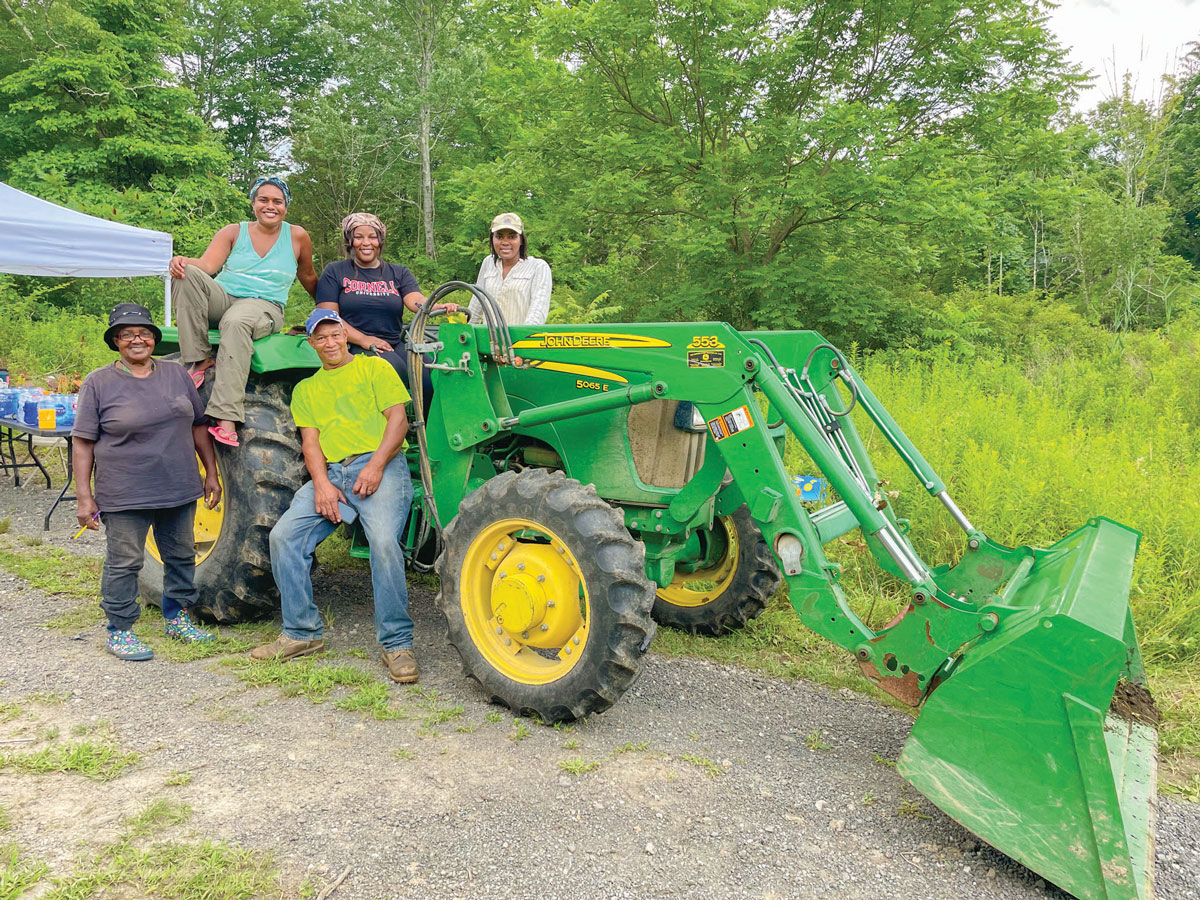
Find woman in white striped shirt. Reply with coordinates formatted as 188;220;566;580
470;212;552;326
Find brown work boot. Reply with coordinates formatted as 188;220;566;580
249;633;324;662
382;648;419;683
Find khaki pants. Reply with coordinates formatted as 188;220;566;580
175;265;285;423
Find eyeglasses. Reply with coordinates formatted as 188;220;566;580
117;330;155;343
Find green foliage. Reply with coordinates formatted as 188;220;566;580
174;0;334;183
28;798;280;900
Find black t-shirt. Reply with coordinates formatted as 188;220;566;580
315;259;421;346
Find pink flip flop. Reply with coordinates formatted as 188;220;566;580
188;366;209;389
208;425;239;447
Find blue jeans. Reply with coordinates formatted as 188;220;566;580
269;453;414;650
100;502;197;631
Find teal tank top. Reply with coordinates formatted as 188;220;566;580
215;222;297;306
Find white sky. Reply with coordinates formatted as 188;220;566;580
1047;0;1200;109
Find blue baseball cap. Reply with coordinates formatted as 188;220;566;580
305;309;344;335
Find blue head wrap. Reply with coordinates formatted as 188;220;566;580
249;175;291;206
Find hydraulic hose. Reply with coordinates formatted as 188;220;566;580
408;281;515;537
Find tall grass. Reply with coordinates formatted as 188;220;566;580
831;327;1200;668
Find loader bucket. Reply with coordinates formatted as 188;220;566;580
898;518;1157;900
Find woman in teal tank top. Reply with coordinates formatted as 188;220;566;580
169;177;319;447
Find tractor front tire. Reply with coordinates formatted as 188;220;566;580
652;507;781;636
437;469;656;722
139;379;304;622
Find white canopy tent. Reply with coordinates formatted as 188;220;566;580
0;182;175;322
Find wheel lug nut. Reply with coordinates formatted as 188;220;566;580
540;624;549;632
490;553;497;561
496;626;503;634
572;636;580;645
505;638;511;646
499;571;507;579
547;600;555;608
565;646;572;654
522;631;529;639
517;562;526;570
537;575;546;583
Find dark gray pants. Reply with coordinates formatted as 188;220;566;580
100;502;197;631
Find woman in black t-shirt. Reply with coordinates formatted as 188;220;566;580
314;213;456;402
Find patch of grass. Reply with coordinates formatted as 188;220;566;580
393;749;416;761
34;797;279;900
419;703;463;732
485;710;503;725
0;543;102;604
0;842;48;897
0;805;10;831
652;596;912;712
873;753;896;768
229;657;374;702
0;740;139;781
123;798;192;838
335;682;404;721
344;647;368;660
408;570;440;591
1161;773;1200;802
558;757;601;775
0;518;9;534
804;730;831;751
18;535;42;547
0;701;20;723
562;738;580;751
313;530;366;571
165;771;192;787
1153;665;1200;794
44;602;103;632
27;690;67;705
682;753;723;779
896;799;931;820
861;792;876;806
131;607;261;663
612;741;649;755
201;702;253;725
39;726;59;743
509;720;530;742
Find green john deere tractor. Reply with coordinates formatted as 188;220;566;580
143;284;1156;900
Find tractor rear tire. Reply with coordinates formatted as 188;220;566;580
139;378;304;622
437;468;656;722
652;506;781;636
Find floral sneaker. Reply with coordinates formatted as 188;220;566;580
106;629;154;661
164;610;215;644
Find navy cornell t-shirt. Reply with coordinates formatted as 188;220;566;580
315;259;421;347
72;361;206;513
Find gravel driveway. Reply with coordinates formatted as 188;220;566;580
1;476;1197;900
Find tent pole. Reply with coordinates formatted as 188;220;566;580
163;275;172;327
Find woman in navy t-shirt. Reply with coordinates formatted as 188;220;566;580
315;213;455;402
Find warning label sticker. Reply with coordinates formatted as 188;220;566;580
707;405;755;442
687;349;725;368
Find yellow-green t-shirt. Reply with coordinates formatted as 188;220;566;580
291;354;410;462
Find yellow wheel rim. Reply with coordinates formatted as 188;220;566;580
460;517;590;685
147;457;224;565
657;516;739;608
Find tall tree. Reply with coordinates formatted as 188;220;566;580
174;0;332;184
289;0;481;263
450;0;1080;345
0;0;228;189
